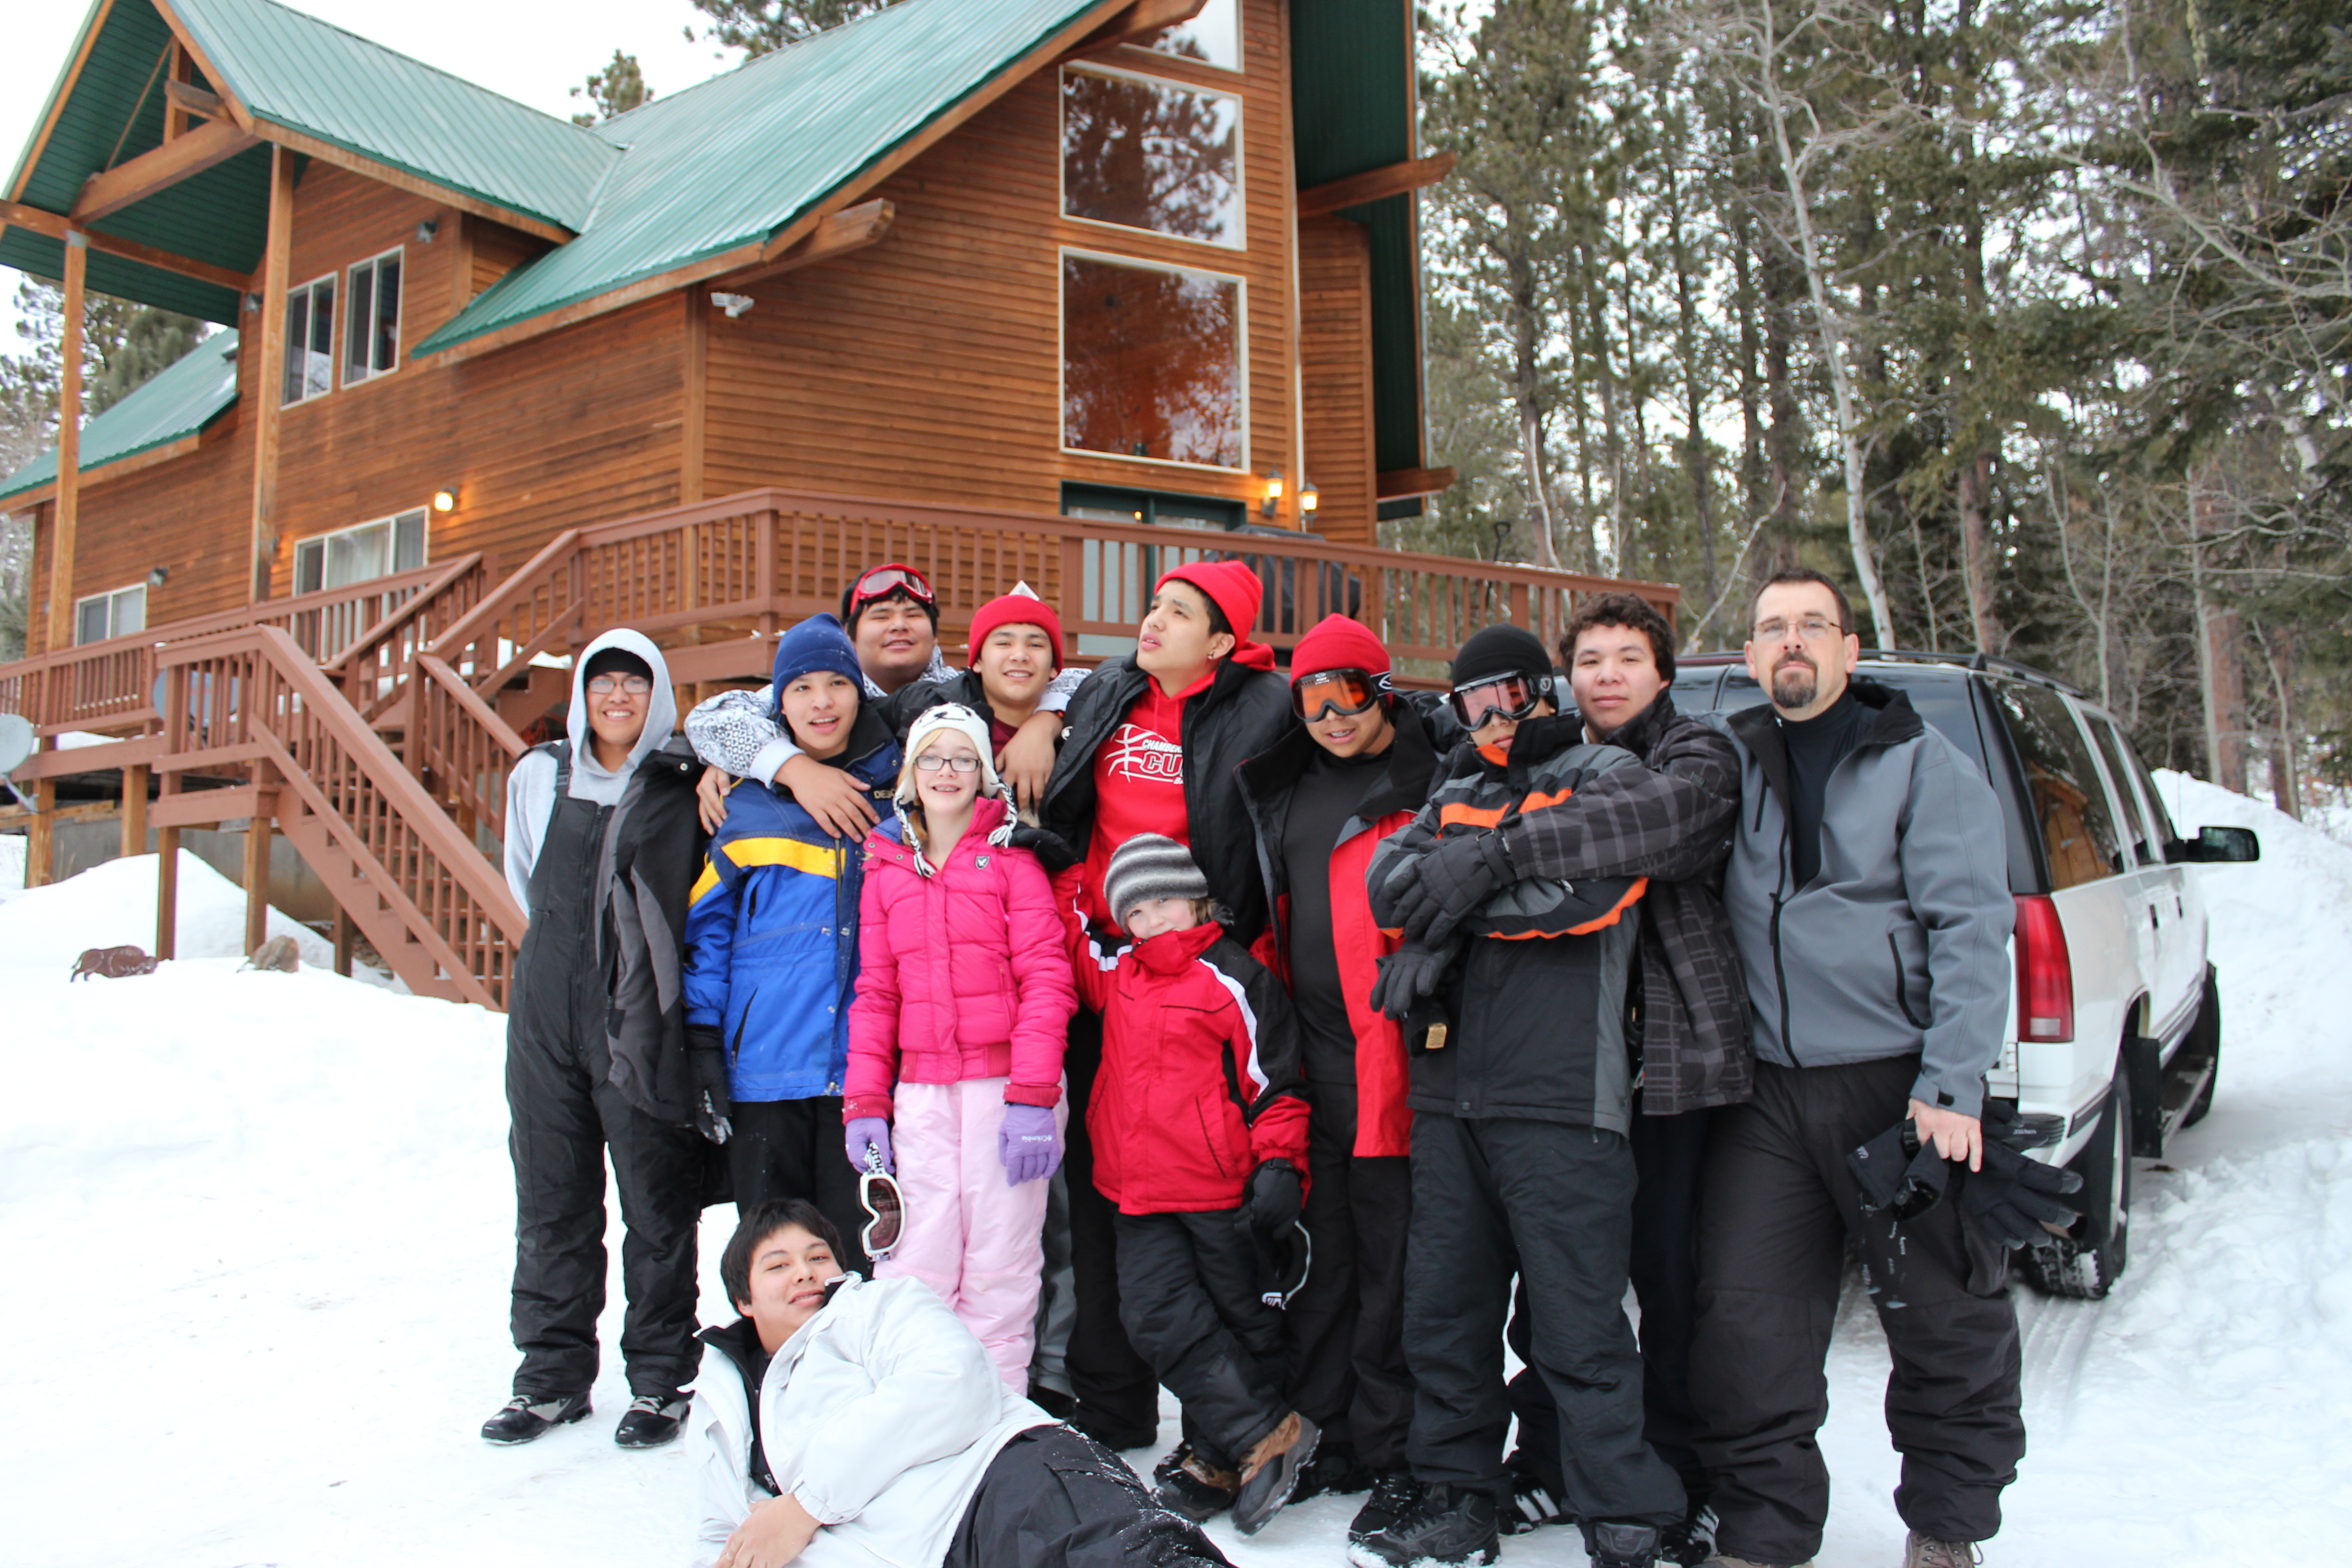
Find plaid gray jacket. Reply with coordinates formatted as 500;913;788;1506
1496;693;1752;1115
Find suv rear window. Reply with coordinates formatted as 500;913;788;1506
1991;682;2124;890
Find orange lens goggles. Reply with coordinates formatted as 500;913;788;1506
1292;668;1383;720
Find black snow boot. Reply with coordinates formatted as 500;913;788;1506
1346;1481;1501;1568
1348;1470;1424;1544
1585;1520;1663;1568
614;1392;692;1449
1152;1442;1240;1522
1659;1500;1719;1567
1499;1465;1568;1534
1232;1411;1320;1535
480;1391;591;1445
1293;1440;1375;1502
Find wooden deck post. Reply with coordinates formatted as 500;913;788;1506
120;763;149;858
25;779;56;889
44;230;86;651
241;806;270;957
333;905;355;977
248;145;294;603
156;825;180;958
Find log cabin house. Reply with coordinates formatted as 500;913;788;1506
0;0;1675;1004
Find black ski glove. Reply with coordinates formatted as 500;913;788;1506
1392;829;1517;945
1240;1158;1304;1234
1960;1142;2086;1249
688;1027;733;1146
1369;943;1450;1021
1847;1119;1950;1221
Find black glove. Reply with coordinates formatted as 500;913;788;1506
1240;1158;1304;1234
1847;1119;1950;1221
1369;943;1450;1021
688;1028;733;1146
1960;1142;2086;1249
1392;829;1517;945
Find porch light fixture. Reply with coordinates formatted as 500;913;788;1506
416;219;439;243
431;488;458;513
1261;469;1284;519
146;566;168;587
1299;480;1319;517
711;291;755;318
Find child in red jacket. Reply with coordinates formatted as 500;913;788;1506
1059;833;1318;1538
844;705;1077;1391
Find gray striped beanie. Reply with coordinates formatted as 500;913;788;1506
1103;834;1210;931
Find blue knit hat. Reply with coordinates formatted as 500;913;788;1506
771;613;863;704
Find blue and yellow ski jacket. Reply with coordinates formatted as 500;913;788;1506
683;707;902;1102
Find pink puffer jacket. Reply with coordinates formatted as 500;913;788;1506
844;795;1077;1120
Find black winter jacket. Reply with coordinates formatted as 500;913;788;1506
1367;714;1651;1135
1039;652;1294;945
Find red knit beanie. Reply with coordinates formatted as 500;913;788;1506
967;585;1065;670
1157;560;1263;643
1291;613;1391;679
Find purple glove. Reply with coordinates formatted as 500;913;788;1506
845;1117;894;1176
999;1103;1061;1186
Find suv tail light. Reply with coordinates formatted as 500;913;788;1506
2014;894;2074;1043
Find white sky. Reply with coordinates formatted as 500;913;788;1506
0;0;744;352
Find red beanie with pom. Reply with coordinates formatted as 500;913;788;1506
967;585;1065;670
1291;613;1391;679
1157;559;1264;643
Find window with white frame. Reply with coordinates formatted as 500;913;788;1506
1062;251;1245;470
283;274;336;405
1140;0;1239;71
74;583;147;645
1062;66;1242;248
344;248;402;384
293;508;429;595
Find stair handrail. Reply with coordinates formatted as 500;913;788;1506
410;651;530;846
421;527;585;694
322;550;489;679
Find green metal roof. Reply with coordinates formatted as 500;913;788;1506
0;328;240;503
414;0;1108;356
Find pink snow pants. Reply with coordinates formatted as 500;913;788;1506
878;1077;1064;1390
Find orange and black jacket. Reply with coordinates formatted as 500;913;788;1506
1366;712;1651;1135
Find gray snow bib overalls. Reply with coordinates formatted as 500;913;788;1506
505;742;703;1401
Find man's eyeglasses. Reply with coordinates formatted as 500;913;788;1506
585;675;654;696
1449;672;1546;728
848;564;936;614
912;753;982;774
1752;615;1846;643
1292;668;1387;721
859;1146;904;1262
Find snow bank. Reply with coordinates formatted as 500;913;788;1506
0;831;22;901
0;849;333;972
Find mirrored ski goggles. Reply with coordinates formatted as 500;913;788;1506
1449;672;1546;728
859;1147;905;1261
847;564;936;614
1291;667;1387;720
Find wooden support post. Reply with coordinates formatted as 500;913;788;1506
120;763;149;858
249;145;294;603
333;906;355;977
26;779;56;888
241;808;270;958
44;230;85;652
156;825;180;958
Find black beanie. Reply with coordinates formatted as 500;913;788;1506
1450;623;1552;690
582;646;654;683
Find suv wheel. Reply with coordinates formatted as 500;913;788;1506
2019;1061;2133;1300
2178;969;2222;1130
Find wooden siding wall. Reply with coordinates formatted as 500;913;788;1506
702;0;1308;530
1298;216;1376;546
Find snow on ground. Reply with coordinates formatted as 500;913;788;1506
2;781;2347;1568
0;831;22;901
0;850;337;972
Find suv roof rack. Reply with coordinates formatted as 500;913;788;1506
1677;647;2090;701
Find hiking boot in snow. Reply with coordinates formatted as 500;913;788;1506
1348;1470;1423;1544
480;1391;591;1445
613;1392;691;1449
1902;1534;1983;1568
1587;1520;1664;1568
1347;1481;1501;1568
1659;1502;1720;1566
1232;1410;1320;1535
1499;1465;1568;1534
1152;1444;1240;1522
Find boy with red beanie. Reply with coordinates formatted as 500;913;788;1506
1028;559;1294;1455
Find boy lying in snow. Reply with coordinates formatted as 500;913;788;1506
690;1199;1234;1568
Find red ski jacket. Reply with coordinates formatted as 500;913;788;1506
1057;877;1310;1215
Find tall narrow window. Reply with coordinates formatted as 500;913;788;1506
1062;67;1241;247
1142;0;1240;71
1062;253;1243;469
73;583;147;644
283;274;335;405
293;509;431;594
344;248;402;384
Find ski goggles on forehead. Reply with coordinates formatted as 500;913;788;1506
848;564;936;613
1291;667;1387;720
1449;672;1547;727
858;1147;905;1261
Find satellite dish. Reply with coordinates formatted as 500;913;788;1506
0;712;33;777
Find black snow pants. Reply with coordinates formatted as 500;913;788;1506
507;780;704;1401
1403;1112;1685;1530
1052;1011;1162;1444
727;1094;869;1279
1506;1098;1712;1499
942;1425;1234;1568
1283;1078;1414;1470
1112;1209;1289;1471
1690;1056;2023;1564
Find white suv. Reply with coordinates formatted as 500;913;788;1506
1670;652;2258;1299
